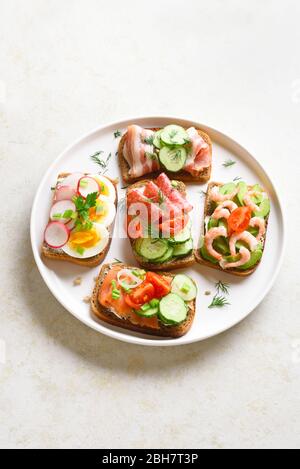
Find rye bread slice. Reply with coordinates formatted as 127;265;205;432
42;173;118;267
91;263;196;338
118;127;212;184
194;182;270;277
126;179;196;271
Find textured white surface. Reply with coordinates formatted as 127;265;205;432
0;0;299;449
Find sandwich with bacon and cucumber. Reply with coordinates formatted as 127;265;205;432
119;123;212;183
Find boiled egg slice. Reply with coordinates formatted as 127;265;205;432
62;223;109;259
89;195;116;227
92;175;116;202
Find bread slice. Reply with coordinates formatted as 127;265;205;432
194;182;270;277
91;263;196;338
118;127;212;184
42;173;118;267
126;179;195;271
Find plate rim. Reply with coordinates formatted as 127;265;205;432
30;115;285;347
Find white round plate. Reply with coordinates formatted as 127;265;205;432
31;116;285;346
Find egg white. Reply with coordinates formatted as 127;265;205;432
62;223;109;259
92;175;116;202
92;195;116;227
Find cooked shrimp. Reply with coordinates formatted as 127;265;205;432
204;226;227;261
229;231;258;256
249;216;266;240
212;200;238;220
210;186;238;203
243;191;261;212
220;246;251;269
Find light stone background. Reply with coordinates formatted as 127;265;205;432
0;0;299;450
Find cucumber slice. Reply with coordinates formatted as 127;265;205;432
139;238;168;260
135;306;159;318
207;217;219;231
170;225;191;244
236;181;247;206
159;293;188;325
219;182;236;195
152;245;174;264
255;198;270;218
160;125;189;146
153;129;164;149
200;245;219;264
173;238;193;257
171;275;197;301
159;146;187;172
133;238;144;256
213;237;230;255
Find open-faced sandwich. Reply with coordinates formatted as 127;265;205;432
91;263;197;337
195;181;270;276
126;173;195;271
119;124;212;183
42;172;117;266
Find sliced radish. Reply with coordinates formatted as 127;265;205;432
66;218;76;230
60;172;84;190
44;222;70;248
50;200;76;224
77;176;100;198
55;185;77;202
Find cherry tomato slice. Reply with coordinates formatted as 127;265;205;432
125;283;155;310
145;272;171;298
228;207;251;234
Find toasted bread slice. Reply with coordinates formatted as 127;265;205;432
194;182;270;277
91;263;196;338
126;179;195;271
118;127;212;184
42;173;118;267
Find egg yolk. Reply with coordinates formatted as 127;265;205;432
94;178;110;198
89;200;108;223
69;229;100;249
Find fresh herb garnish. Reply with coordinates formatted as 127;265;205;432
199;190;207;197
223;159;236;168
144;135;154;145
158;190;165;204
111;280;121;299
215;281;230;295
233;176;242;182
73;192;98;231
114;130;122;138
208;295;230;308
76;246;85;255
145;151;158;160
90;151;112;174
113;258;123;264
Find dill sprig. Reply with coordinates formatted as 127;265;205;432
215;280;230;295
90;151;112;174
233;176;242;182
112;258;123;264
208;295;230;309
223;159;236;168
114;130;122;138
144;135;154;145
145;151;158;161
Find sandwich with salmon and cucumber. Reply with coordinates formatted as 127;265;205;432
91;263;197;337
126;173;195;270
195;181;270;275
42;172;117;266
119;124;212;183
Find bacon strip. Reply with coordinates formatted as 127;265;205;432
123;125;160;178
184;127;211;177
